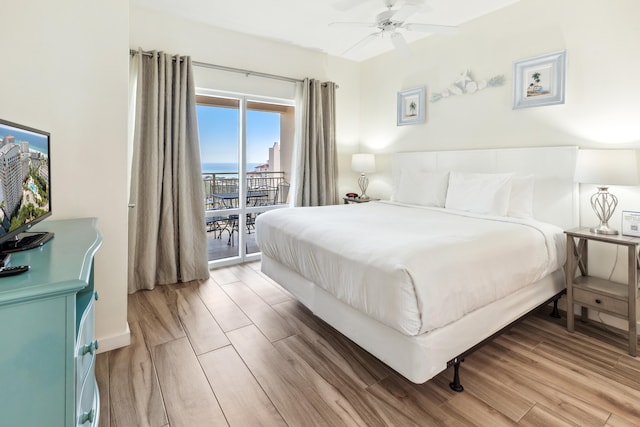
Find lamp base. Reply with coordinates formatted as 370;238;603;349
358;173;369;200
590;224;619;235
589;187;619;235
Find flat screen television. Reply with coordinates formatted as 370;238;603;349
0;118;52;255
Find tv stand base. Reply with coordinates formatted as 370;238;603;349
0;231;54;253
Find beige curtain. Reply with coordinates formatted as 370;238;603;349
293;78;339;207
128;49;209;292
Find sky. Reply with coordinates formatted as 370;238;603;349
197;105;280;166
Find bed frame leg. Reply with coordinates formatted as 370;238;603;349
550;297;561;319
449;359;464;392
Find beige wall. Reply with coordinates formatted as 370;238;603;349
359;0;640;165
356;0;640;285
1;1;130;348
361;0;640;150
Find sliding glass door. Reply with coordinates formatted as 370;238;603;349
197;91;294;267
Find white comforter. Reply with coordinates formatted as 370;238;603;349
256;201;565;336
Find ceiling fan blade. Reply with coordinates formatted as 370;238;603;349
389;3;421;23
342;32;381;55
329;21;378;29
333;0;370;11
404;23;459;35
390;32;411;58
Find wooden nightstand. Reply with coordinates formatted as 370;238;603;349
343;197;378;204
565;228;640;356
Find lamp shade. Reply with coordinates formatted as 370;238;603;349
351;153;376;173
575;149;639;185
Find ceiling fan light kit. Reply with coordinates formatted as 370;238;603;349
330;0;459;57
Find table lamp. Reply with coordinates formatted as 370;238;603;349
351;153;375;200
575;149;639;235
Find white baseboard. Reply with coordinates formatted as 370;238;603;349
96;323;131;353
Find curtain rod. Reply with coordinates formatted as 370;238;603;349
129;49;303;84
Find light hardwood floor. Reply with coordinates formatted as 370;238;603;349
96;262;640;426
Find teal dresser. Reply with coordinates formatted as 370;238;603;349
0;218;102;427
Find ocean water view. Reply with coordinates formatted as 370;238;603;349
202;162;261;173
0;124;49;155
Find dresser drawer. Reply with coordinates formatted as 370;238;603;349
77;365;99;427
76;293;98;379
573;287;628;317
76;292;98;403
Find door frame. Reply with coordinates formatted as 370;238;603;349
197;89;294;269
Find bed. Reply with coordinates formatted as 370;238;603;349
256;146;578;387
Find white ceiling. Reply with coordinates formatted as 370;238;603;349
131;0;519;62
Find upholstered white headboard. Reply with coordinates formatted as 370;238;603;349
391;146;579;230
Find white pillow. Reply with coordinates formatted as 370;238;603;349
508;175;535;219
391;170;449;207
445;172;513;216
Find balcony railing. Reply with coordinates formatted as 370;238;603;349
203;171;289;210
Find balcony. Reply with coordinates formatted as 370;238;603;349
206;226;258;260
203;171;289;261
203;171;289;209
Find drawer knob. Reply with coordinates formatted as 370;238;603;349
81;340;99;356
79;409;95;424
94;291;99;301
595;299;602;304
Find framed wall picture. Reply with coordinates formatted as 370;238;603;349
397;86;426;126
512;50;566;109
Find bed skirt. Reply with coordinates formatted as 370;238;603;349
262;254;565;384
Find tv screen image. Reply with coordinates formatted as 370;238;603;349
0;119;52;254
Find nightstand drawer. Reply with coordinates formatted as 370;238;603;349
573;287;628;317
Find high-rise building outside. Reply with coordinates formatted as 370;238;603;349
268;142;280;172
0;144;23;215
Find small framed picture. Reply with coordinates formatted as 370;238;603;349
397;86;426;126
512;50;566;109
622;210;640;237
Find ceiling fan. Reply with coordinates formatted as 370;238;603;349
330;0;459;57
